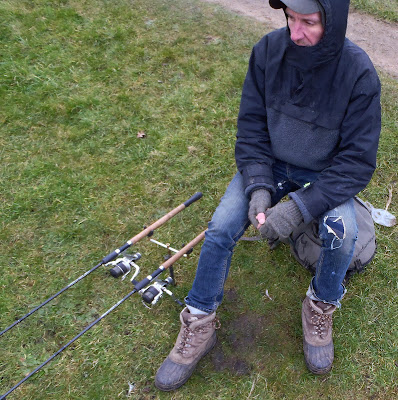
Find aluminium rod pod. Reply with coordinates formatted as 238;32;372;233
132;230;206;291
0;192;202;337
0;230;206;400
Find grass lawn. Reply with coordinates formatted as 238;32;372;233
351;0;398;22
1;0;397;399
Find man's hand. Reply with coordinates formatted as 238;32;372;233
259;200;303;240
248;189;271;229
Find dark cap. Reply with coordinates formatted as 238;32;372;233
269;0;322;14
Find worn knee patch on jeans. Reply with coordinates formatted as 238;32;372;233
323;215;346;250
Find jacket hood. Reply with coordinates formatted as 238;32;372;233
284;0;350;70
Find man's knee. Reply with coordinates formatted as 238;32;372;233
319;201;358;250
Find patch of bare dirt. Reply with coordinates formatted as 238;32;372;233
201;0;398;79
211;311;264;375
210;288;297;375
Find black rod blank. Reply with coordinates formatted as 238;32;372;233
0;262;102;337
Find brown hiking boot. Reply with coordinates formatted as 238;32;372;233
155;308;219;391
302;296;336;375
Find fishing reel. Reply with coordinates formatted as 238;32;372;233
106;252;184;308
140;276;184;308
106;253;141;280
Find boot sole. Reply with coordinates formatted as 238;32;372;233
155;332;217;391
304;359;333;375
304;358;333;375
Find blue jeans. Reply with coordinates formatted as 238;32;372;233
185;161;358;312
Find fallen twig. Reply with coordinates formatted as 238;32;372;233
385;185;394;211
247;375;257;399
265;289;273;301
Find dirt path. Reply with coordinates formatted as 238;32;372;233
201;0;398;79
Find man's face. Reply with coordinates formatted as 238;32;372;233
285;7;324;46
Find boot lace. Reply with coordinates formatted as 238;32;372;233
176;318;220;355
310;309;332;339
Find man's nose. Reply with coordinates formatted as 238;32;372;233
290;23;304;42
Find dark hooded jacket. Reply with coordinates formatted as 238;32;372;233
235;0;381;223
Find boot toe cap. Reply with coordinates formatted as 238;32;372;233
303;340;334;375
155;356;196;391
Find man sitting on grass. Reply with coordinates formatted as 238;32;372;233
155;0;381;391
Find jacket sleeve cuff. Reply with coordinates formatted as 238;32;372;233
289;191;314;224
241;163;275;197
245;183;275;198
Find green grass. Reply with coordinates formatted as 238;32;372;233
351;0;398;22
1;0;397;399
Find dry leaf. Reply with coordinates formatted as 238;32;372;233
205;35;221;45
137;131;146;138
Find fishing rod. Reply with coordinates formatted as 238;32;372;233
0;192;202;337
0;230;206;400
